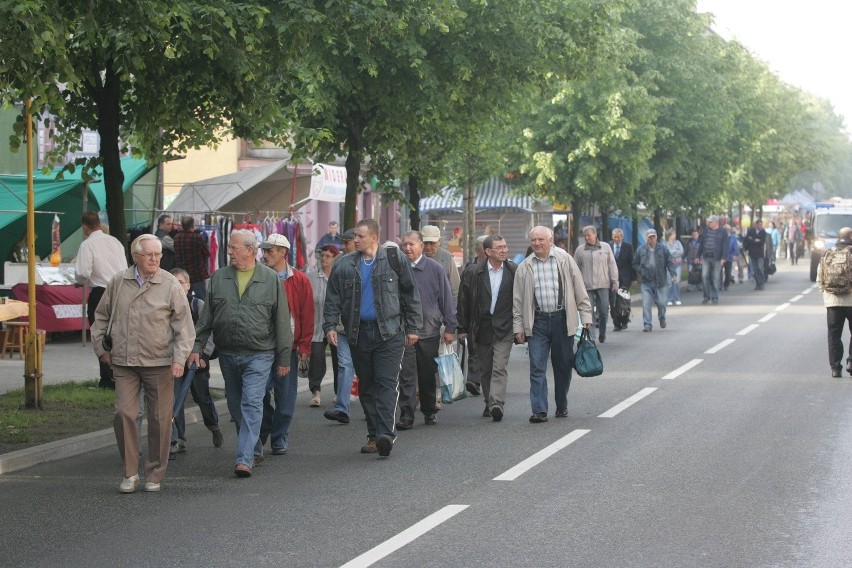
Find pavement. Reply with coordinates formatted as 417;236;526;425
0;332;332;474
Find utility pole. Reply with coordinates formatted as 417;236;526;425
24;99;43;409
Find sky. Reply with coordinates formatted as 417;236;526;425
695;0;852;131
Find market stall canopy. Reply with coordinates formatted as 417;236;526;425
419;177;536;213
780;189;815;207
168;160;346;215
0;157;153;266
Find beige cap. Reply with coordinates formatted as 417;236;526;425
421;225;441;242
260;233;291;250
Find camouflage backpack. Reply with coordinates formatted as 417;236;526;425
819;247;852;295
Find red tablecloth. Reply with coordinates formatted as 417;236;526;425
11;284;90;332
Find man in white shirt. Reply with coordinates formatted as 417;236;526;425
75;210;128;388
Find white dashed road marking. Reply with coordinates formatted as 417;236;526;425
493;430;590;481
705;339;735;354
775;302;791;311
736;324;759;336
340;505;469;568
758;313;777;323
790;295;804;302
662;359;703;380
599;388;658;418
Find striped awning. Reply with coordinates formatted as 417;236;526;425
419;177;535;213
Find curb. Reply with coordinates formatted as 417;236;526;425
0;376;331;475
0;399;230;475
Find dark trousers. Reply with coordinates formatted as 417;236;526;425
172;369;219;443
397;335;440;422
723;260;733;289
826;306;852;371
752;256;765;289
352;321;404;441
87;286;114;389
309;340;338;394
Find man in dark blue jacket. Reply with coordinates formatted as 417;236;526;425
398;231;457;428
744;219;768;290
323;219;423;457
632;229;677;332
696;215;730;305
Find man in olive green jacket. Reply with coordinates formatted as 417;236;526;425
190;229;293;478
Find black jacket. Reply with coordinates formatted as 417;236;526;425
744;228;767;258
457;259;516;344
610;241;635;288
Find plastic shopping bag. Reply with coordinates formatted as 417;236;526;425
435;339;467;404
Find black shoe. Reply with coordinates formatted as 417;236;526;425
712;299;719;304
846;358;852;375
466;382;481;396
643;327;652;332
598;334;606;343
613;325;622;332
397;420;413;431
491;406;503;422
271;447;288;456
529;413;548;423
659;320;666;329
424;414;437;425
376;435;393;457
323;410;350;424
211;427;224;448
832;369;842;378
702;298;710;304
555;409;568;418
482;407;491;418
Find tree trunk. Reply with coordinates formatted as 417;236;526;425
462;152;476;263
343;138;362;230
654;208;662;238
408;175;421;230
600;206;610;242
632;209;639;247
570;199;581;250
97;63;127;253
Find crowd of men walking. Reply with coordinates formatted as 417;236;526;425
76;210;808;493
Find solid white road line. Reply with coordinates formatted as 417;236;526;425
705;339;735;354
775;302;791;312
790;295;804;302
340;505;469;568
758;312;777;323
736;324;759;336
493;429;590;481
598;388;657;418
662;359;703;380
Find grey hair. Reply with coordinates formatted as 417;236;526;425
170;267;190;281
529;226;553;239
131;234;162;255
582;225;597;235
402;230;423;242
612;228;624;236
474;234;488;253
230;229;258;251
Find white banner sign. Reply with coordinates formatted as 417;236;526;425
310;164;347;203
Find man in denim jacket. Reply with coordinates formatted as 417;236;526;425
323;219;423;457
632;229;677;332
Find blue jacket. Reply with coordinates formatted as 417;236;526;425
697;227;730;262
323;246;423;346
726;234;739;262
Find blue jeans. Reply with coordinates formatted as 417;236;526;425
258;350;299;454
701;258;722;301
527;310;574;415
332;334;356;416
641;282;667;329
668;264;682;302
219;352;275;468
752;256;765;288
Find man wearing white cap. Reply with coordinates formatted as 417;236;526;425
421;225;460;302
257;233;314;457
632;229;677;332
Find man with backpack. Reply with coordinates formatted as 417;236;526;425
818;226;852;377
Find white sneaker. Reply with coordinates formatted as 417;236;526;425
144;481;161;492
675;301;682;306
666;301;673;306
119;474;140;494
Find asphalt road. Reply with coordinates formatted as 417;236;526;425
2;263;851;568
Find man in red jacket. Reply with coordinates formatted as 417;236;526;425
257;234;314;456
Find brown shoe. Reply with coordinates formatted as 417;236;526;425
360;439;378;454
234;463;252;478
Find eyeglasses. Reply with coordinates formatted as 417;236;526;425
134;252;162;260
227;244;250;250
488;246;509;251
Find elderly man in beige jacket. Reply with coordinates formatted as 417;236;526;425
514;226;592;423
573;225;619;343
92;234;195;494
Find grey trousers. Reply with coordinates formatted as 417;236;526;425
476;335;513;410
